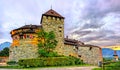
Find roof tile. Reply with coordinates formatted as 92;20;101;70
43;9;64;18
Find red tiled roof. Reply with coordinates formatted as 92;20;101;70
10;25;41;36
64;38;84;46
79;44;101;48
43;9;64;19
64;38;100;48
13;25;41;30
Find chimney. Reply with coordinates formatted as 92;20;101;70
66;36;68;39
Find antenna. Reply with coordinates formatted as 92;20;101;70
51;5;52;9
25;22;26;25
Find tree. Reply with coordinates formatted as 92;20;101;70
0;47;9;56
37;29;58;57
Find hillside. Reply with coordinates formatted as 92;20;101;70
102;48;120;58
0;42;11;50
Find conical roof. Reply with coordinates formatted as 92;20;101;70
43;9;64;19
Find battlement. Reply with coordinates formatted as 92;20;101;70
42;16;64;21
41;9;64;24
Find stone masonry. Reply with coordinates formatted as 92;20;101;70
9;39;39;61
41;9;65;55
78;45;103;65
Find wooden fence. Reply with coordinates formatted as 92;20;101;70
102;61;120;70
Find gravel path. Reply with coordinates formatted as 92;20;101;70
0;66;98;70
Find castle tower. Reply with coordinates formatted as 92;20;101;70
41;9;65;55
9;25;41;61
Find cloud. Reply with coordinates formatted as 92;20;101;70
0;39;12;44
73;30;92;36
80;20;105;30
66;0;120;47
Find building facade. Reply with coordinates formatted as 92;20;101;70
9;9;103;65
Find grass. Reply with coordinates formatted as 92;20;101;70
0;65;23;69
92;68;102;70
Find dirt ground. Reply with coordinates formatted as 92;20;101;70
0;66;98;70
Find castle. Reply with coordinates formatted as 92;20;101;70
9;9;103;65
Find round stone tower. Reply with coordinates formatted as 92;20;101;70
9;25;41;61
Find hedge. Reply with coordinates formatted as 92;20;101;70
18;57;83;67
7;61;18;65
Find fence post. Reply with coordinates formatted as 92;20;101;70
102;62;105;70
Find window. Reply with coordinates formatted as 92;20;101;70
89;47;92;50
78;55;81;57
58;26;62;28
58;26;62;32
59;30;62;32
19;35;23;39
30;28;33;31
27;35;29;38
51;11;54;14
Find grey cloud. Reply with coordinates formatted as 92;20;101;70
93;41;117;46
100;35;120;41
67;0;120;46
73;30;92;37
80;34;105;42
78;29;114;43
81;21;105;30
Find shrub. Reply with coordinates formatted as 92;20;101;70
7;61;18;65
92;61;120;70
18;57;83;68
103;57;113;62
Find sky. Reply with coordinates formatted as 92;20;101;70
0;0;120;47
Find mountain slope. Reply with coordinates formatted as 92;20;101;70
0;42;11;50
102;48;120;58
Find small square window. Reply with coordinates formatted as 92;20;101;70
27;35;29;38
89;47;92;50
78;55;81;57
58;26;62;28
59;30;61;32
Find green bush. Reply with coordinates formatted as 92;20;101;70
7;61;18;65
18;57;83;68
93;61;120;70
105;62;120;70
103;57;113;62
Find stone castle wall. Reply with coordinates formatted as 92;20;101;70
63;44;78;57
9;39;39;61
78;46;102;65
